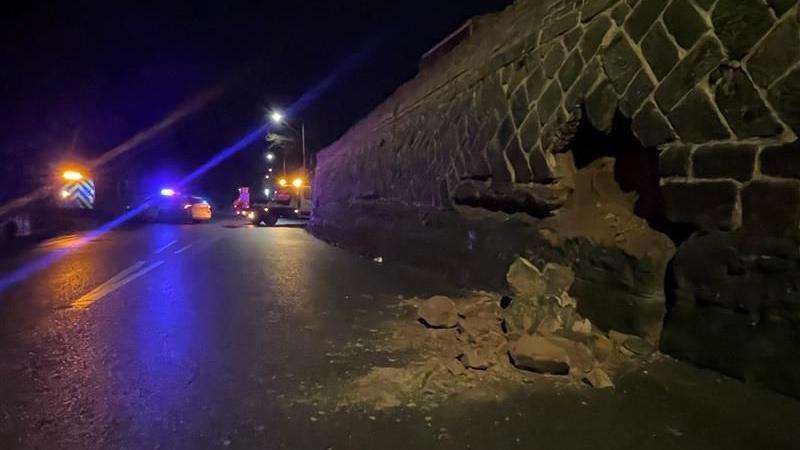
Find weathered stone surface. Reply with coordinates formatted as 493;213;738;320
767;0;796;15
528;145;556;182
662;180;739;229
565;58;602;108
661;231;800;398
564;27;583;51
619;70;655;117
510;335;571;374
746;17;800;89
632;101;674;147
663;0;708;49
538;81;563;122
581;0;617;22
542;11;579;42
611;2;631;25
509;86;529;128
641;22;679;80
713;67;783;138
579;15;612;60
742;179;800;237
624;0;668;42
459;347;493;370
506;138;532;183
712;0;775;60
667;88;731;143
487;136;513;184
586;80;618;132
543;43;567;78
602;33;641;93
658;145;691;177
507;257;547;297
525;66;547;100
559;50;584;90
419;296;458;328
768;66;800;135
694;0;714;9
655;36;724;111
693;144;756;181
518;112;541;152
760;141;800;178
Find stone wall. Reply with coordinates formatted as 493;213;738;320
311;0;800;397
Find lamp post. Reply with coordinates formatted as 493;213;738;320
269;109;306;171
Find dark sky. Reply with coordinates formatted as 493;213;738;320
0;0;512;203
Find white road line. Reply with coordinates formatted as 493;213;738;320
71;260;164;310
174;243;193;254
155;240;178;254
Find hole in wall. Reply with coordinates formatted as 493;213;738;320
567;111;693;245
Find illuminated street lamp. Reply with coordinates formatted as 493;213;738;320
269;108;306;171
266;152;275;162
63;170;83;181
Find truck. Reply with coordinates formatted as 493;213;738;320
246;176;311;227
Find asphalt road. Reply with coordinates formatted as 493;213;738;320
1;219;799;449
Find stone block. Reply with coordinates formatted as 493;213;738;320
505;137;532;183
619;69;655;117
486;136;512;184
655;36;724;111
579;15;612;61
661;231;800;398
509;85;530;128
581;0;618;22
667;88;731;143
767;0;796;15
760;140;800;178
565;58;602;108
693;143;756;181
712;67;783;138
543;43;567;78
586;80;619;133
712;0;774;60
768;66;800;136
559;50;584;90
746;17;800;89
528;145;556;182
477;76;508;116
624;0;668;42
542;11;580;42
694;0;714;9
611;2;631;25
519;110;541;152
641;22;680;80
602;33;642;93
525;66;547;100
497;115;515;149
538;81;563;123
658;145;691;177
742;180;800;237
663;0;708;49
662;180;739;229
632;101;675;147
564;27;583;50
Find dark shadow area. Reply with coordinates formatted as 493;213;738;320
568;111;693;245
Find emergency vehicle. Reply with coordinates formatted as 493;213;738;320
246;176;311;226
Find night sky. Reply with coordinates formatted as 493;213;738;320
0;0;512;204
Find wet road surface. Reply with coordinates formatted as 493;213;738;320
1;219;799;449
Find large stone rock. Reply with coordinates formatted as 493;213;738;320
663;0;707;49
510;335;571;374
506;257;547;297
654;36;724;111
746;17;800;89
661;231;800;398
662;180;739;230
760;141;800;179
712;67;783;139
692;144;756;182
624;0;669;42
641;22;679;80
768;66;800;136
418;296;459;328
667;88;731;143
712;0;775;60
602;33;641;93
741;180;800;238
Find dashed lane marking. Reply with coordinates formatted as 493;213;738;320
155;240;178;254
174;243;193;254
71;260;164;310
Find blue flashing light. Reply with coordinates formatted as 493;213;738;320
160;188;176;196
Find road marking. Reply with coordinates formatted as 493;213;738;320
155;240;178;254
71;260;164;310
174;243;193;254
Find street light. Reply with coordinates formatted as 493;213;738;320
266;152;275;162
63;170;83;181
269;108;306;171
